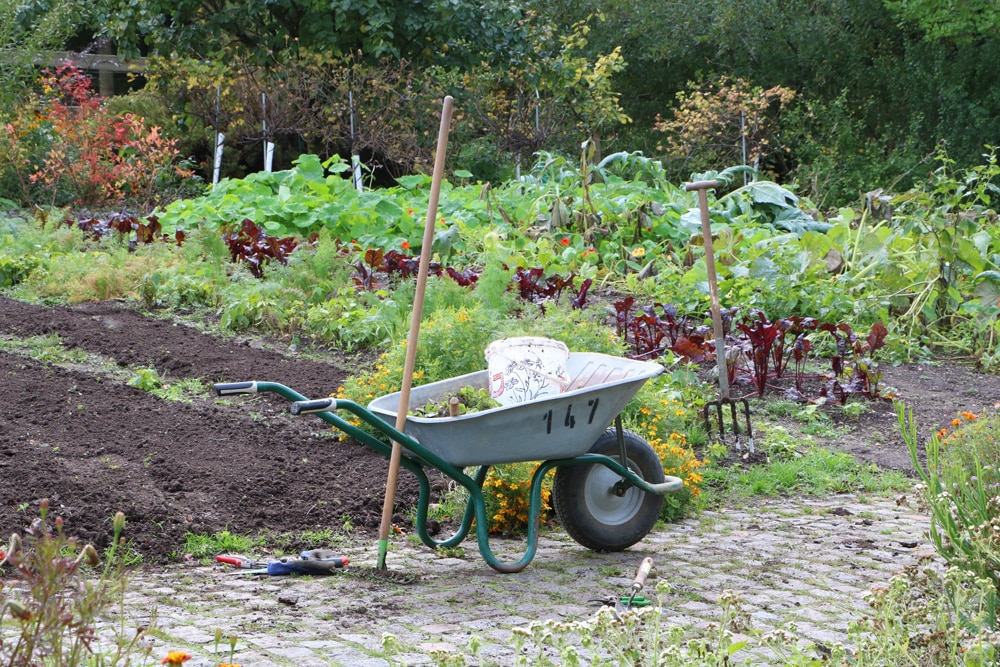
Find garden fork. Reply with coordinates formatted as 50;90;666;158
685;180;754;453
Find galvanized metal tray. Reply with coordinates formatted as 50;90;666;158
368;352;663;466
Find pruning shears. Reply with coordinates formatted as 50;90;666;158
216;550;349;576
216;555;266;569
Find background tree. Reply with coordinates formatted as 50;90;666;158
885;0;1000;42
95;0;525;67
1;0;84;109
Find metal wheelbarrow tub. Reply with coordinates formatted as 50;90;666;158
367;352;664;467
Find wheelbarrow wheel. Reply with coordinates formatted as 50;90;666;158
552;428;665;552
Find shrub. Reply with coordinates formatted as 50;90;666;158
654;76;796;180
1;63;192;209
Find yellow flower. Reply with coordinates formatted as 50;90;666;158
161;651;191;666
631;247;646;257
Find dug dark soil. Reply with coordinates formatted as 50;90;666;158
1;294;998;562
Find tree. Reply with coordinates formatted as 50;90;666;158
94;0;525;67
0;0;85;110
885;0;1000;42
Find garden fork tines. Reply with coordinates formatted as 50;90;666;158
704;396;754;453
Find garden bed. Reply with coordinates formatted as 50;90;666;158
1;294;997;562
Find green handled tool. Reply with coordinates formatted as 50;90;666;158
620;557;654;612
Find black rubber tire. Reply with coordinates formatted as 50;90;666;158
552;427;665;552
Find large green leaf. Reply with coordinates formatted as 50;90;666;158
973;270;1000;305
294;154;325;181
956;237;986;273
771;207;833;234
739;182;799;208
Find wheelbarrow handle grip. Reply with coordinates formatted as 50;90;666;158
290;398;337;415
214;381;258;396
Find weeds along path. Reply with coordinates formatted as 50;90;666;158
0;296;434;562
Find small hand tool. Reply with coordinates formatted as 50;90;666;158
588;557;655;616
215;555;266;569
620;557;654;612
218;552;349;575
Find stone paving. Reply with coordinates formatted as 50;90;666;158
108;493;930;666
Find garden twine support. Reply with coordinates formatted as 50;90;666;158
377;95;454;570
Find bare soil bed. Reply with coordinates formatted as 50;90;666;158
1;294;997;562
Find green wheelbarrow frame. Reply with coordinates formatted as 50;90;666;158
215;355;683;574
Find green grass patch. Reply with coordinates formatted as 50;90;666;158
181;529;267;560
127;367;209;402
0;333;92;365
701;445;910;504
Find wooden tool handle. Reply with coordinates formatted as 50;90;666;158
684;180;720;192
633;557;654;591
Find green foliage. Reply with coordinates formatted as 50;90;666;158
98;0;522;66
535;0;1000;207
0;0;81;112
781;92;929;209
902;402;1000;594
160;154;411;239
886;0;1000;42
544;14;631;152
127;367;207;402
410;385;499;418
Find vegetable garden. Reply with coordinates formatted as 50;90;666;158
3;58;1000;665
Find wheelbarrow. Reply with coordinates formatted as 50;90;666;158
214;352;683;573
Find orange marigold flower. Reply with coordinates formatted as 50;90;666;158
961;411;977;420
951;418;962;427
401;240;410;250
161;651;191;665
